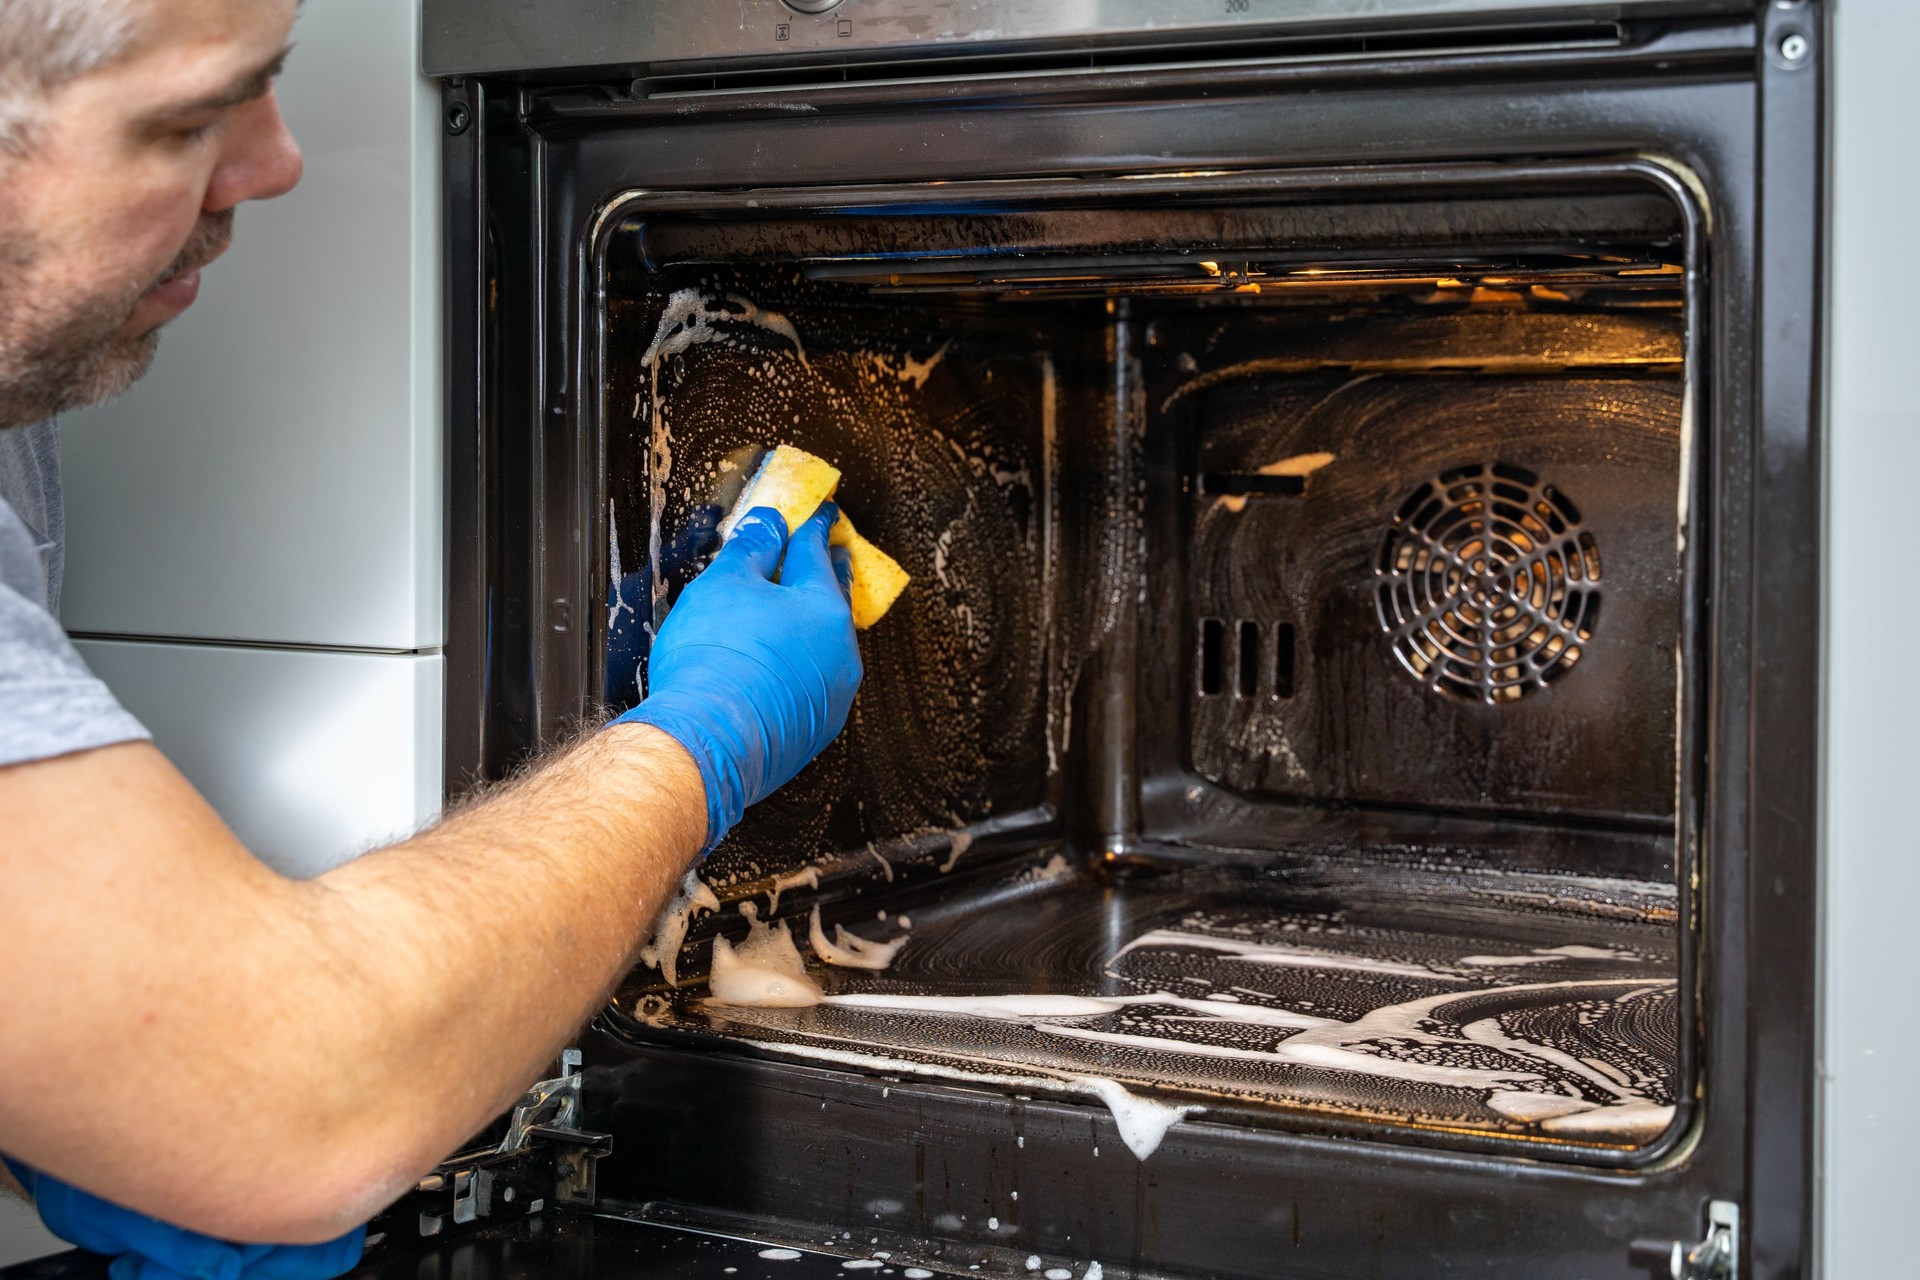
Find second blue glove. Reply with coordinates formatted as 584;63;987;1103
4;1158;365;1280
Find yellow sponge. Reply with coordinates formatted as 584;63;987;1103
718;444;841;542
829;513;911;631
721;444;911;629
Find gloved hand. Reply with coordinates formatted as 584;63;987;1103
604;503;723;709
3;1159;365;1280
612;502;862;851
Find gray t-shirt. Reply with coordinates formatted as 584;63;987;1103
0;421;148;766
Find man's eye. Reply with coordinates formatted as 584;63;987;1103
170;118;221;143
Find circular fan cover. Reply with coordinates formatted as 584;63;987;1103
1375;463;1602;704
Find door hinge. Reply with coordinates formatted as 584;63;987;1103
366;1050;613;1251
1632;1200;1739;1280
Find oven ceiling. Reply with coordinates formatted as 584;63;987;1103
421;0;1751;78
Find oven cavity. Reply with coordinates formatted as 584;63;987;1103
595;175;1695;1158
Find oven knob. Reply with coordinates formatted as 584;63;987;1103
782;0;844;11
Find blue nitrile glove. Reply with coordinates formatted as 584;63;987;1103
611;502;861;852
605;503;724;709
3;1158;365;1280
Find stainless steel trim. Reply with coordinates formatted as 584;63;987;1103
422;0;1744;77
643;30;1622;99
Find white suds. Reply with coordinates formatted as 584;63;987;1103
809;905;910;971
1484;1091;1598;1123
1068;1078;1201;1160
937;828;974;874
1260;451;1337;479
1538;1101;1676;1139
1018;853;1073;884
841;1263;884;1271
1024;1257;1041;1272
824;993;1125;1019
1046;1271;1073;1279
759;1250;803;1262
707;903;823;1008
904;1271;934;1279
643;290;810;372
865;843;895;883
607;500;632;632
1457;944;1637;968
766;866;821;915
637;870;719;988
1085;1265;1103;1280
1114;929;1457;980
1265;980;1667;1091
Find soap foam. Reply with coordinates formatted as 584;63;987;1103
637;869;719;988
1484;1091;1598;1123
1458;944;1637;968
707;903;823;1008
1538;1101;1676;1139
1066;1077;1202;1160
1114;929;1463;980
766;866;821;915
937;828;974;874
809;905;910;971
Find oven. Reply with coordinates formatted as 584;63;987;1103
410;3;1821;1277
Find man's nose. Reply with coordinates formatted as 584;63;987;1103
204;89;304;213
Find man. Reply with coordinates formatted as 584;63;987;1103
0;0;863;1271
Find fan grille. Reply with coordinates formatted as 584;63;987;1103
1375;463;1602;704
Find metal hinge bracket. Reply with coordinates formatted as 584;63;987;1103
1633;1200;1739;1280
384;1050;613;1246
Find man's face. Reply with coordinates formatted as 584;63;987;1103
0;0;303;428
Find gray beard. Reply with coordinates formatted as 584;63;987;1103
0;211;231;430
0;308;158;430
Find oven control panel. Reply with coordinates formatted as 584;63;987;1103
422;0;1733;78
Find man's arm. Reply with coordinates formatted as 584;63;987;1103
0;506;860;1246
0;725;701;1243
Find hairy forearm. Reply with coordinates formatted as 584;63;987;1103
0;726;704;1244
283;724;706;1223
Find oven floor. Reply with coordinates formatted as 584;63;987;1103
3;1217;977;1280
618;854;1680;1152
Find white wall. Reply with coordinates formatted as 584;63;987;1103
60;0;443;652
0;1196;64;1269
1820;0;1920;1273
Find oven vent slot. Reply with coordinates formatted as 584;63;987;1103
1198;617;1296;701
1199;617;1225;697
637;22;1625;100
1202;472;1305;499
1374;463;1603;705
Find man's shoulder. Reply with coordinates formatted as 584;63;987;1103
0;427;149;768
0;421;61;610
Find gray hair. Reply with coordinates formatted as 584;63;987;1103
0;0;145;153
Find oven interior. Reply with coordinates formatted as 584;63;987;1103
597;180;1693;1160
